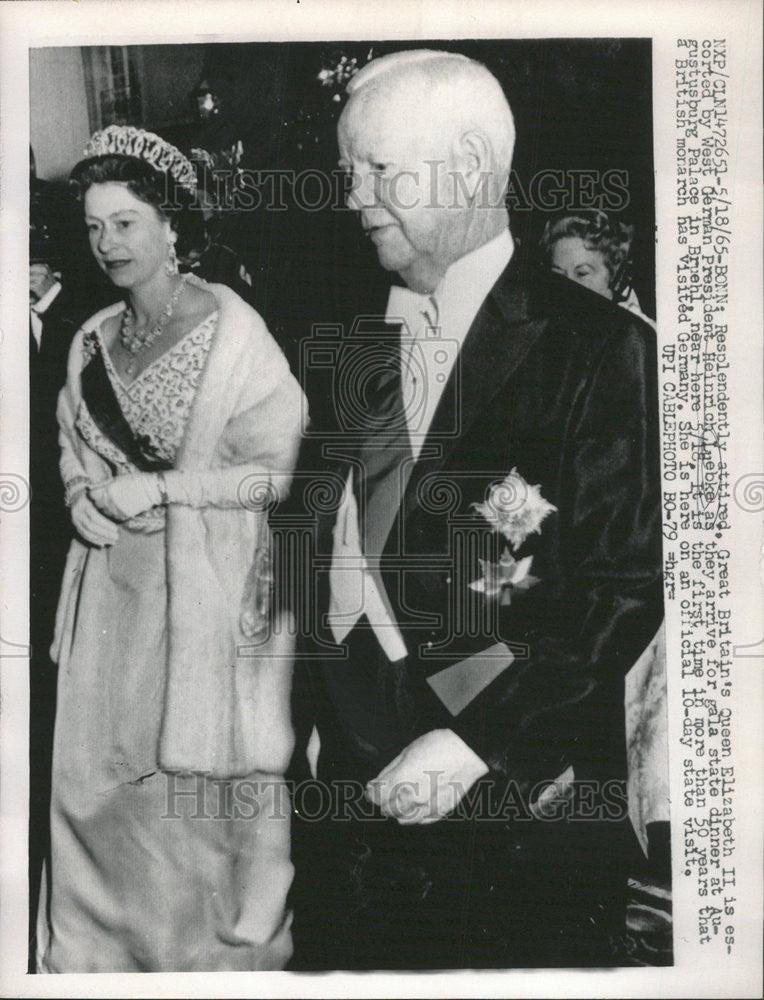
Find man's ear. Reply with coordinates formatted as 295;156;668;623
454;129;493;203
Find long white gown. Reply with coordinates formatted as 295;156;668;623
37;308;295;972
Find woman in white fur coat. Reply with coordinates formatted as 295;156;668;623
36;128;305;972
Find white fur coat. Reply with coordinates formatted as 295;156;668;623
53;278;306;778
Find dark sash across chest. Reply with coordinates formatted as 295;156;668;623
80;338;173;472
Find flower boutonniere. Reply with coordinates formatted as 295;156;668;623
470;469;556;603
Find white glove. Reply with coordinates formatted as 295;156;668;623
88;472;163;522
366;729;489;825
70;492;120;547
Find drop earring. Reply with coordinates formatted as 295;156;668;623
166;237;179;276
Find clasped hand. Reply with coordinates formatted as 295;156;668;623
69;492;120;547
365;729;489;825
88;471;163;522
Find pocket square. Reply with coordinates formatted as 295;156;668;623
426;641;515;716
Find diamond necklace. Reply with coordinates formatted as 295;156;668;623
120;275;187;376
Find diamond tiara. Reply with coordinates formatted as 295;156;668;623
82;125;198;194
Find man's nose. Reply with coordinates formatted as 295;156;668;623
347;171;378;212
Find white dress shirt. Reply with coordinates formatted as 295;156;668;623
29;280;63;349
328;228;514;659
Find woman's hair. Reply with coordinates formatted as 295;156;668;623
540;209;635;293
69;154;204;254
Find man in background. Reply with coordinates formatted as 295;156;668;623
27;238;95;966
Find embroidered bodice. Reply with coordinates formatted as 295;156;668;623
77;310;218;475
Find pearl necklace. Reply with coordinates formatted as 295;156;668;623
120;275;187;376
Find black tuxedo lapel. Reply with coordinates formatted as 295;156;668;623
33;286;86;374
398;260;549;532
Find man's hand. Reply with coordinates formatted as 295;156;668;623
366;729;489;825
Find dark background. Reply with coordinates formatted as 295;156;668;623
32;38;655;342
188;38;655;321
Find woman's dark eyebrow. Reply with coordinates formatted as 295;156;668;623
85;209;142;221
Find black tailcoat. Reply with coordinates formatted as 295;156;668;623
285;249;663;968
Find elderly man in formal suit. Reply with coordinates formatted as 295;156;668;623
286;49;663;970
